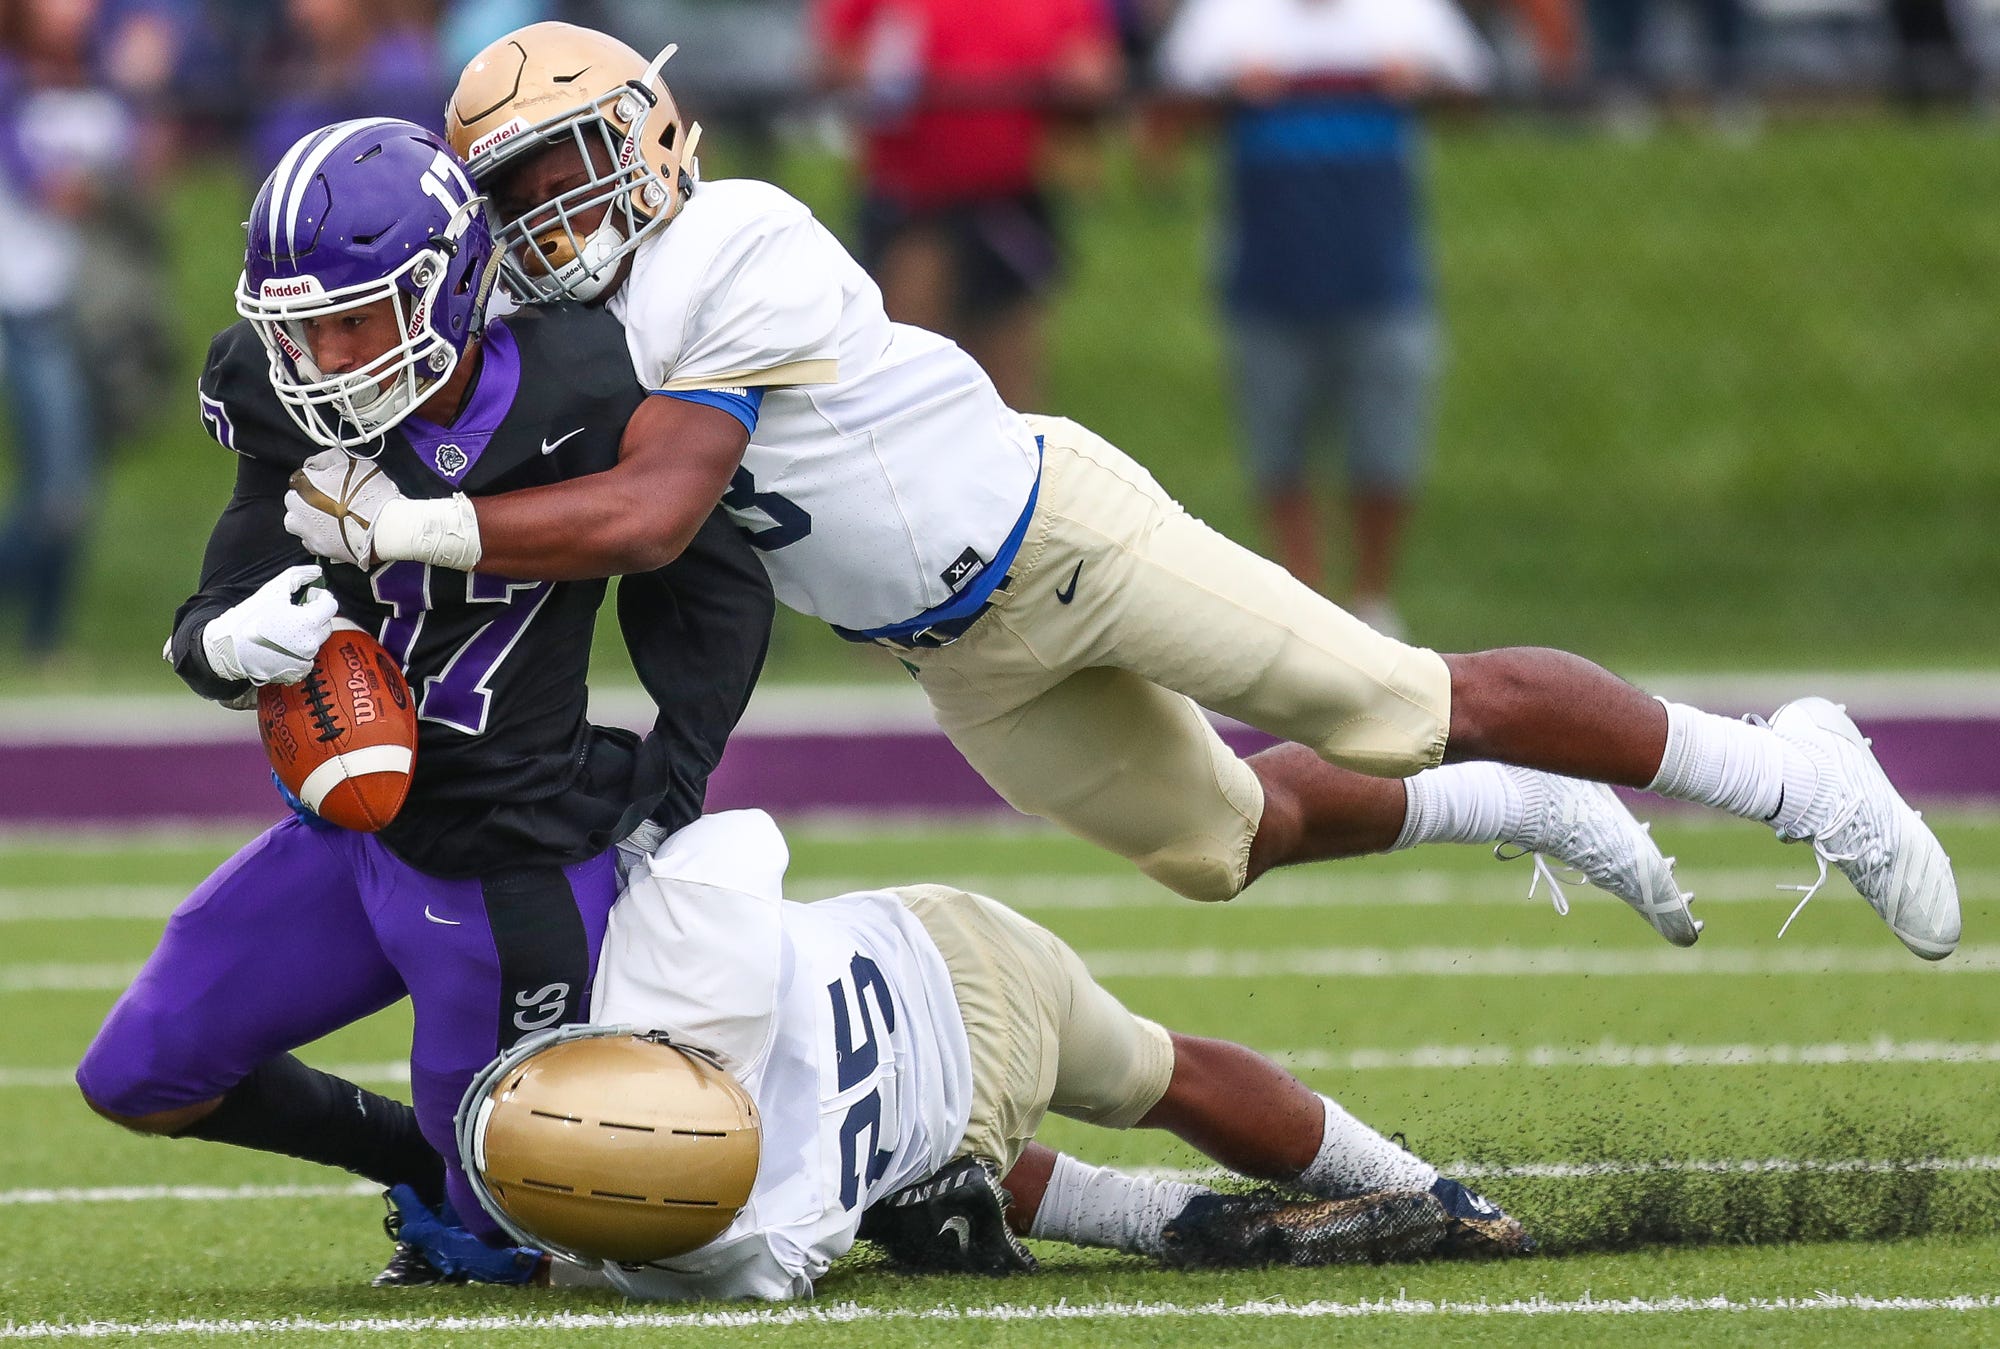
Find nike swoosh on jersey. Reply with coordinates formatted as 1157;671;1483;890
540;427;585;456
1055;562;1083;605
423;906;462;926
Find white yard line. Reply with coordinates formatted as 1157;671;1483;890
0;1062;410;1089
0;888;189;921
1273;1037;2000;1071
1075;944;2000;979
9;944;1998;994
4;1292;1997;1338
9;1037;2000;1091
6;867;1994;923
792;868;2000;910
0;1182;378;1206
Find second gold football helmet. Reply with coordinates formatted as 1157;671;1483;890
456;1026;760;1266
446;22;702;304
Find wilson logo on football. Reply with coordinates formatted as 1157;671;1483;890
338;638;381;726
260;626;418;832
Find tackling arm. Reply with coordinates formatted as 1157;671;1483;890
424;396;749;581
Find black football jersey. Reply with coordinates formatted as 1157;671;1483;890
173;305;772;877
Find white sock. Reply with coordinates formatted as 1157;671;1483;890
1297;1094;1439;1197
1646;699;1821;833
1027;1153;1211;1257
1394;762;1539;850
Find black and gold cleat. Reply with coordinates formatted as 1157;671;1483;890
1428;1176;1535;1257
1160;1179;1532;1269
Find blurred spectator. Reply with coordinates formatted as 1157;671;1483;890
1157;0;1490;637
581;0;812;179
813;0;1121;411
1585;0;1752;132
247;0;444;176
0;0;153;661
1887;0;1983;109
1467;0;1585;100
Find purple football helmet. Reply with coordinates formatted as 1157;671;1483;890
235;118;498;451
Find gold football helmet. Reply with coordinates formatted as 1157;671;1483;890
455;1026;760;1266
445;21;702;304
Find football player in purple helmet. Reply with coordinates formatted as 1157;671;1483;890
77;118;772;1286
235;117;500;451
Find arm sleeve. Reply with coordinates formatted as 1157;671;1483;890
618;507;776;836
637;210;847;392
166;451;313;704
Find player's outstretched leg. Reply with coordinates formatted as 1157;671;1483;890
1247;742;1698;946
1440;651;1958;959
976;419;1953;956
1004;1032;1528;1266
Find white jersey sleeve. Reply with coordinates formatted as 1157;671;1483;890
614;185;844;393
609;180;1043;631
577;812;972;1303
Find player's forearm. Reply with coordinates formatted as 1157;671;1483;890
471;475;709;580
369;476;707;581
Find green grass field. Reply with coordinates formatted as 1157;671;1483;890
3;114;1997;690
6;812;1998;1344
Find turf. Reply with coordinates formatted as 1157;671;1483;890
4;812;1997;1344
3;114;1997;691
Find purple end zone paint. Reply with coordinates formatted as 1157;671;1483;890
3;716;1996;826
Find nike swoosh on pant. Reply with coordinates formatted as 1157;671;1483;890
424;906;462;926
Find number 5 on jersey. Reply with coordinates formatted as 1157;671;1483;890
828;954;896;1210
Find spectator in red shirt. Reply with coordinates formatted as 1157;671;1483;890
815;0;1120;410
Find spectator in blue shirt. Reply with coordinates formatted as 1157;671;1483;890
1159;0;1490;638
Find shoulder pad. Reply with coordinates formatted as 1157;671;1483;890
197;321;318;471
503;305;643;400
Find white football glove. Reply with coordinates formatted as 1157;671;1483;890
285;449;405;569
284;448;482;571
200;564;338;686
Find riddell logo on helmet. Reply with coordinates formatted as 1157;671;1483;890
261;276;325;300
467;119;530;161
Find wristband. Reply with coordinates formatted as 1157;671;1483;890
200;619;249;684
374;494;484;570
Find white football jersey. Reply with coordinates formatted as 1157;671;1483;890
608;178;1042;631
579;811;973;1301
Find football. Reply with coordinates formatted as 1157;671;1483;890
258;622;417;832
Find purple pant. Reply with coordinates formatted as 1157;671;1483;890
78;816;618;1226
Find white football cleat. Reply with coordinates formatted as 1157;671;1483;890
1768;697;1959;960
1499;774;1700;947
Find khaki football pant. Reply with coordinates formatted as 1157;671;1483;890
900;415;1453;903
895;884;1175;1175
